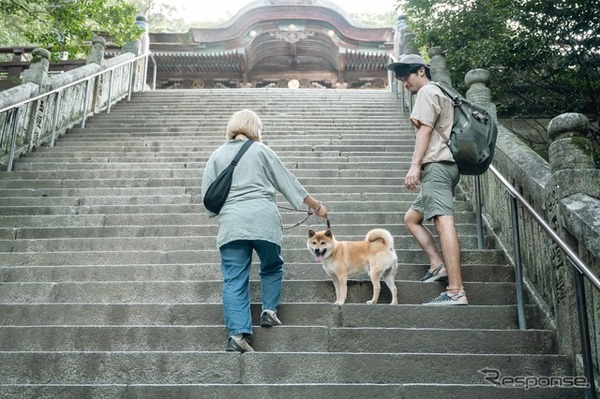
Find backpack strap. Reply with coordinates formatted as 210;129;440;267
430;81;463;107
231;139;254;166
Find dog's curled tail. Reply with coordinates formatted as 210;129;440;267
366;228;395;250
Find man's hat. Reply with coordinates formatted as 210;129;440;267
386;54;429;74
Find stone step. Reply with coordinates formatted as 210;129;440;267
0;193;418;206
0;302;542;329
0;200;473;215
0;352;575;385
0;263;513;283
0;280;515;304
0;168;407;181
0;233;489;252
0;212;478;228
0;177;405;189
0;222;480;239
0;247;505;265
0;325;556;354
0;303;541;329
12;161;407;171
0;383;586;399
63;131;410;139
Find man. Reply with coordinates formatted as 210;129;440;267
387;54;468;305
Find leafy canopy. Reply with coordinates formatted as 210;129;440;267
397;0;600;120
0;0;142;59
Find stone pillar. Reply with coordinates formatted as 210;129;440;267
428;46;451;85
548;114;595;173
400;27;417;55
20;48;51;151
464;69;497;121
136;15;150;55
21;48;51;87
86;36;106;66
393;15;407;59
544;113;599;359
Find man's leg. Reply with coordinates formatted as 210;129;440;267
434;214;463;293
404;208;445;269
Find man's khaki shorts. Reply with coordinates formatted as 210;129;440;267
410;161;460;221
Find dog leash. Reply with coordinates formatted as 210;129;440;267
278;205;331;230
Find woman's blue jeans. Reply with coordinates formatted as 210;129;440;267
219;240;283;337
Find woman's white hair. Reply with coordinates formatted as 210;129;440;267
226;109;262;142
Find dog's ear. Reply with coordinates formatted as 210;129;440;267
308;229;316;238
325;229;333;238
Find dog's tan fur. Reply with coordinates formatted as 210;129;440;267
307;228;398;305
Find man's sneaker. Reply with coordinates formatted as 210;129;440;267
260;310;282;327
226;334;254;353
423;291;468;306
420;264;448;283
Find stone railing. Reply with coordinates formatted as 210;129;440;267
0;16;152;170
392;41;600;389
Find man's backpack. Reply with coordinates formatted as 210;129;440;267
203;140;254;214
432;82;498;175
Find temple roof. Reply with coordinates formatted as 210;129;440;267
145;0;395;89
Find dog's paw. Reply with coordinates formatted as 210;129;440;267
366;300;377;305
334;301;344;306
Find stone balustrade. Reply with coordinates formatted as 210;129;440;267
411;39;600;384
0;32;149;168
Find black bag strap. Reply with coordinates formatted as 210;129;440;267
230;139;254;166
431;81;463;106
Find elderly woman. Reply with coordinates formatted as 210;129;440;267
201;109;328;353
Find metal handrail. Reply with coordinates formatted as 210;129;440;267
486;164;599;399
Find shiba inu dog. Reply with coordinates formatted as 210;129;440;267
307;228;398;305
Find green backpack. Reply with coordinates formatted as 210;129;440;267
432;82;498;175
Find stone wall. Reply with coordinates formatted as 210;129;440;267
455;65;600;388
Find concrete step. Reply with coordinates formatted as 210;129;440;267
0;177;405;189
0;211;480;228
0;280;515;304
0;352;575;385
0;303;543;329
0;325;556;354
0;263;513;283
0;383;586;399
0;221;483;240
0;233;491;252
0;247;506;265
0;193;418;206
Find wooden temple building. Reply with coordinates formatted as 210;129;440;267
145;0;395;89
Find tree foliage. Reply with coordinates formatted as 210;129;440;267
397;0;600;122
0;0;142;59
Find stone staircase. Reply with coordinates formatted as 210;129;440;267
0;88;586;398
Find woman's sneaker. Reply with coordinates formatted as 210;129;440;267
226;334;254;353
420;264;448;283
260;310;282;327
423;291;468;306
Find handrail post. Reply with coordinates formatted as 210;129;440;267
50;91;61;146
474;175;484;250
572;267;597;399
107;69;115;114
509;193;527;330
80;79;91;128
6;107;20;172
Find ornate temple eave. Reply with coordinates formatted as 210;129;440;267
189;5;393;46
133;0;393;89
